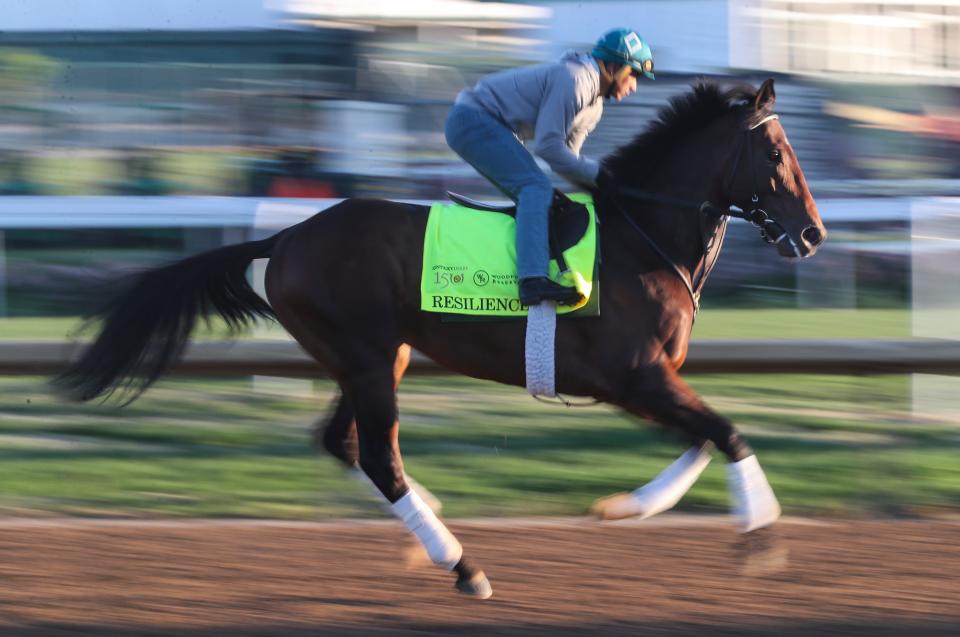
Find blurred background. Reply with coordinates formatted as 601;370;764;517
0;0;957;520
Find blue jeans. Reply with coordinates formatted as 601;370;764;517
444;104;552;279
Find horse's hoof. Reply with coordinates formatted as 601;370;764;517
590;492;641;520
455;570;493;600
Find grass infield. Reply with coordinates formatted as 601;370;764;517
0;368;956;519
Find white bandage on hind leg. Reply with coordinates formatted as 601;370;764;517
403;472;443;515
391;489;463;570
727;455;781;533
351;465;443;515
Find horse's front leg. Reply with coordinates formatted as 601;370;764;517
601;363;780;533
591;442;713;521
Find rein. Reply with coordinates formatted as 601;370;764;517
605;113;787;315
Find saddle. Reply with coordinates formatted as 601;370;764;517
446;190;591;268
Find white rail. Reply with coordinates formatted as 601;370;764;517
2;340;958;377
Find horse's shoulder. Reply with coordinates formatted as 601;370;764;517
629;279;694;369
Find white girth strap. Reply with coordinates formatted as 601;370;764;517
525;301;557;397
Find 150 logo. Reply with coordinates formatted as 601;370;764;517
434;271;465;288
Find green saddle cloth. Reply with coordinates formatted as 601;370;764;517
420;193;598;317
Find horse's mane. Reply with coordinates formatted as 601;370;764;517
604;81;770;185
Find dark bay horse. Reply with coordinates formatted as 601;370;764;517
55;79;825;599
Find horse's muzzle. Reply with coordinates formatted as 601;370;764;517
802;225;826;250
778;224;826;259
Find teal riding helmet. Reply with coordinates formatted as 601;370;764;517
591;28;655;80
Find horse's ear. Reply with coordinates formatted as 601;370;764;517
754;78;776;111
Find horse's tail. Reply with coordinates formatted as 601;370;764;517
52;233;281;403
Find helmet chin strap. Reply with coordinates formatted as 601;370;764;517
597;60;613;98
597;59;612;81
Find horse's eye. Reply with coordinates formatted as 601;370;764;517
768;149;782;163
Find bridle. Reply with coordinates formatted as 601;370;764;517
725;113;800;256
606;111;799;313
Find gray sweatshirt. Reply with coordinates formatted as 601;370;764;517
455;52;603;188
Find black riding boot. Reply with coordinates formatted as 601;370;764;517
519;277;582;307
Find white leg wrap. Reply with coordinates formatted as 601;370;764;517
351;466;443;515
599;446;711;520
391;490;463;571
727;455;781;533
632;446;712;518
403;472;443;515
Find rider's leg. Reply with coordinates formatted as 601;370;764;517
444;105;578;304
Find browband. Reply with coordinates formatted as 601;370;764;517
748;114;780;130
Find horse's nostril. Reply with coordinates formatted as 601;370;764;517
802;225;824;247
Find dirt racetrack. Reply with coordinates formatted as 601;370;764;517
0;516;956;637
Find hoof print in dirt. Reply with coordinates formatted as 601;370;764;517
734;527;790;577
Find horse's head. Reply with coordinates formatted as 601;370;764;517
729;79;826;258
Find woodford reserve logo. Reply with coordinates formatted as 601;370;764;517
472;270;489;286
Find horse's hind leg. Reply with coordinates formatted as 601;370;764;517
605;364;780;533
344;364;492;598
313;344;411;460
313;344;443;513
314;391;358;464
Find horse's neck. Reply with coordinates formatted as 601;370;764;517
606;135;729;279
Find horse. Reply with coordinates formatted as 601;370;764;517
54;79;826;600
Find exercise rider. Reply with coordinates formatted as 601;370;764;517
444;28;655;306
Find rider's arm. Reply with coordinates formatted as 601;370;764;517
531;71;600;188
567;122;594;160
